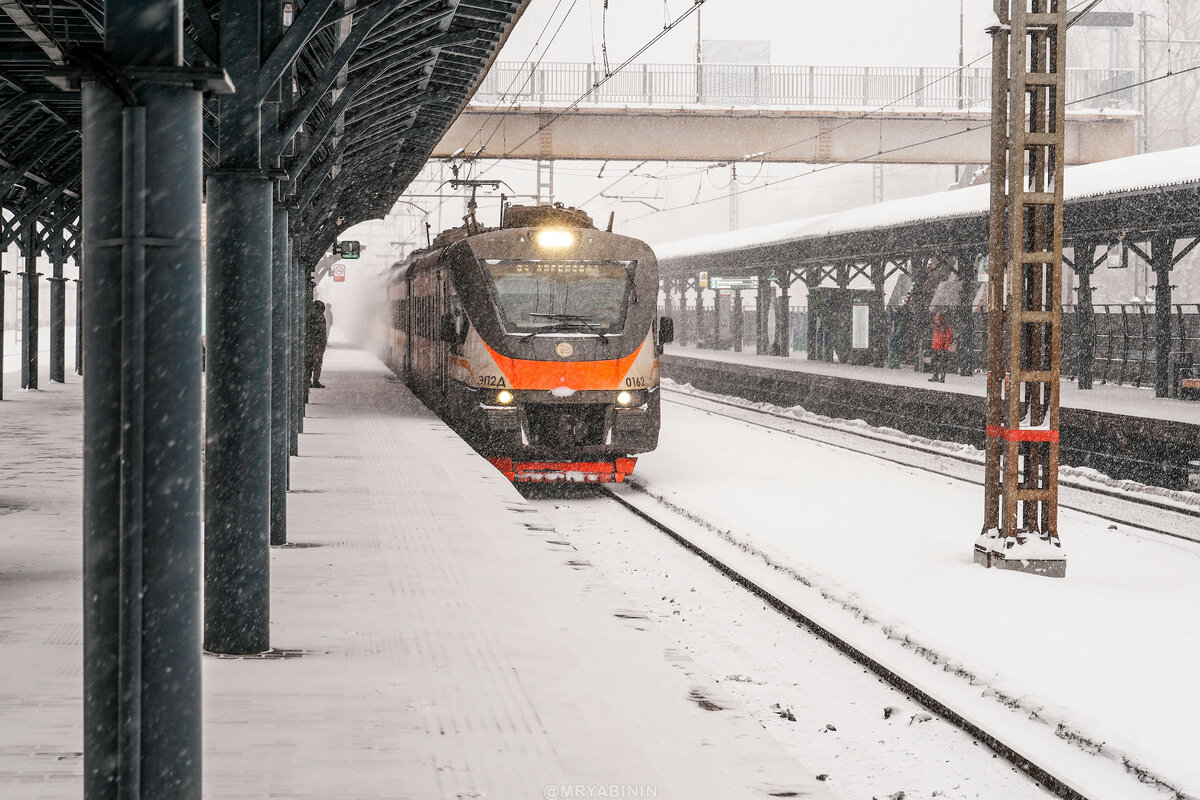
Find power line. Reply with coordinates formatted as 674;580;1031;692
623;122;991;224
460;0;579;154
479;0;708;167
1067;61;1200;106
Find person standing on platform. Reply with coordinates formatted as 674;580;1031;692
929;312;954;383
307;300;329;389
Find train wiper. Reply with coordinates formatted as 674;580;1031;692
528;312;593;321
521;318;608;342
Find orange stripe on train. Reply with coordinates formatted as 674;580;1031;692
483;341;643;391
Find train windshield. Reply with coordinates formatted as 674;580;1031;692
482;260;634;335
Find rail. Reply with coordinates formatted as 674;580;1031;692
474;62;1135;111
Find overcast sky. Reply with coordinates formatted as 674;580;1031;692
496;0;999;69
370;0;1148;252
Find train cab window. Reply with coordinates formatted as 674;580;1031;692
482;259;634;336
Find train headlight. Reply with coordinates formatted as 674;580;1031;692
496;390;514;405
535;228;575;249
616;390;633;406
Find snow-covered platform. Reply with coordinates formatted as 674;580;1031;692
664;343;1200;426
0;344;831;799
662;343;1200;491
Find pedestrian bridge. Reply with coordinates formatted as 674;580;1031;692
434;62;1137;164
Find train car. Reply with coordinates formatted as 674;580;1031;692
383;204;673;483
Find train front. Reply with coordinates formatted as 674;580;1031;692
445;209;664;483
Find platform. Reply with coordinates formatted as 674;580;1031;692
0;343;830;799
664;343;1200;426
662;344;1200;491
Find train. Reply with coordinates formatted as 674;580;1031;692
381;203;673;483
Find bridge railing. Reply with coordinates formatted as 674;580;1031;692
475;62;1134;111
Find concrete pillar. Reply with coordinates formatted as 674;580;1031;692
80;0;206;795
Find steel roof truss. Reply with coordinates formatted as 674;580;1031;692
274;0;413;154
257;0;339;102
183;0;220;63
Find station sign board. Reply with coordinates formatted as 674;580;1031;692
332;262;346;283
708;276;757;291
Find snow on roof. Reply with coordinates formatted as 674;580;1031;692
655;146;1200;263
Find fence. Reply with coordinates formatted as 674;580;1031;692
475;62;1134;111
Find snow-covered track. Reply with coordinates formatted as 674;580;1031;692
662;387;1200;543
601;485;1097;800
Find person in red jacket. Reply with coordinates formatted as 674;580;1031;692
929;313;954;382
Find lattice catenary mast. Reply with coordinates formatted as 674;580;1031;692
977;0;1068;577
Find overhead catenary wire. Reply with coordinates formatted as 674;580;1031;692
459;0;577;154
478;0;709;170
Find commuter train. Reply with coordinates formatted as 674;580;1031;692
382;204;673;483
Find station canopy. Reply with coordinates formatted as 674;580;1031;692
0;0;531;262
655;146;1200;276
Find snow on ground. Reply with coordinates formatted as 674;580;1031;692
626;397;1200;797
1;347;835;800
537;489;1055;800
663;378;1200;519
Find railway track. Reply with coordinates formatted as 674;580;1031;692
661;386;1200;543
593;485;1132;800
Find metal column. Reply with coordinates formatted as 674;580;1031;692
50;204;67;383
955;250;977;376
75;275;83;375
291;255;304;449
732;289;743;352
80;0;208;794
705;289;715;347
20;222;40;389
871;261;887;367
0;266;7;400
775;273;791;357
204;0;274;655
978;0;1067;577
909;256;929;372
1073;242;1098;389
756;271;770;354
271;204;290;545
1150;234;1175;398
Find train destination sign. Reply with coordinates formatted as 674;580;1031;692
708;276;757;291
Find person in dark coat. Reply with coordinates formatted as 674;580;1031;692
929;312;954;383
307;300;329;388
